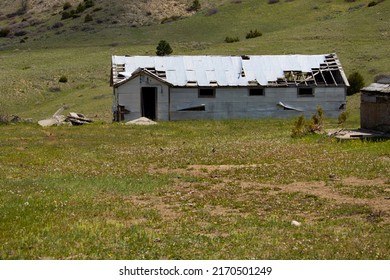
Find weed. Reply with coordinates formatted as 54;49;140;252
338;111;349;125
59;75;68;83
84;14;93;23
187;0;201;12
246;29;262;39
291;106;325;137
291;115;306;138
224;36;239;43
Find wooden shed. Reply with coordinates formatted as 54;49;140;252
360;78;390;132
110;54;349;121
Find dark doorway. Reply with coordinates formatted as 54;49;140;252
141;87;157;120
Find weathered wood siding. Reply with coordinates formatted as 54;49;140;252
361;92;390;132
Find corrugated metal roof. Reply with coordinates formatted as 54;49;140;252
112;54;348;87
362;83;390;94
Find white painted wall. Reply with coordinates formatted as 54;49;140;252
115;75;346;121
169;87;346;120
115;74;169;121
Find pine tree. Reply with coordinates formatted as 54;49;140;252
156;40;173;56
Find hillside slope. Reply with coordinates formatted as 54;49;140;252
0;0;389;123
0;0;197;36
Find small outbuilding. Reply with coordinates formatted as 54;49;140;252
111;54;349;121
360;77;390;133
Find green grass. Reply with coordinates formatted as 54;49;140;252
0;0;389;260
0;120;389;259
1;0;390;120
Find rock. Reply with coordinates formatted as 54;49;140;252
291;220;301;227
125;117;157;125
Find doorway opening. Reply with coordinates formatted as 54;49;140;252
141;87;157;120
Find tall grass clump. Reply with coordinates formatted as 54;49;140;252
246;29;262;39
291;106;325;137
224;36;240;43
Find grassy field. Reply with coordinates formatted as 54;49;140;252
0;119;389;259
0;0;390;120
0;0;389;260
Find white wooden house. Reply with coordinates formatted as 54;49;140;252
111;54;349;121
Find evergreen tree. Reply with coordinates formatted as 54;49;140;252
156;40;173;56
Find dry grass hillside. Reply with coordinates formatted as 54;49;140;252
0;0;197;28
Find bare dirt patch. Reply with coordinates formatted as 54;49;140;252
140;165;390;223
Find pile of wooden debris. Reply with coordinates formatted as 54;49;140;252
38;107;92;127
327;129;390;140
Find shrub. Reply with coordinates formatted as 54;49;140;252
52;22;64;29
291;106;325;137
187;0;201;12
224;36;239;43
84;0;95;8
63;2;72;10
368;0;385;7
338;111;349;125
291;115;306;138
308;105;324;133
61;11;72;20
59;75;68;83
246;29;262;39
156;40;173;56
84;14;93;23
76;3;86;14
347;71;364;95
0;27;10;37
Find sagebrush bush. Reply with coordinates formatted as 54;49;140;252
59;75;68;83
224;36;239;43
0;27;10;37
84;0;95;8
187;0;201;11
368;0;385;7
61;11;72;20
246;29;262;39
63;2;72;10
84;14;93;23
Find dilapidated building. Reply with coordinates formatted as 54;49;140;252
361;77;390;132
111;54;349;121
